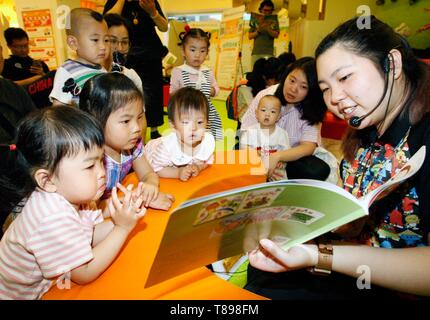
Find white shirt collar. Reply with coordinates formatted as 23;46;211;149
178;63;210;89
161;132;215;166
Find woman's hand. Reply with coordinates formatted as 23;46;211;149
248;239;318;273
108;183;146;233
139;0;157;16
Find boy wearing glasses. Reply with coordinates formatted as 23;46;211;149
2;28;50;86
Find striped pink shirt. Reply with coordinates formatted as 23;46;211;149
0;191;103;300
241;84;321;147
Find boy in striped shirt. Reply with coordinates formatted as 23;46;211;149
49;8;109;106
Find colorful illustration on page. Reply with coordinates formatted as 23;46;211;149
193;194;245;226
285;206;324;225
237;187;284;212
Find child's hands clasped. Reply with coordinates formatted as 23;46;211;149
108;183;146;233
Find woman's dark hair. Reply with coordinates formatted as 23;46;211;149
0;106;104;232
275;57;327;125
79;73;144;129
277;52;296;80
246;58;267;96
315;16;430;160
178;28;211;48
168;87;209;122
263;57;282;84
104;13;132;35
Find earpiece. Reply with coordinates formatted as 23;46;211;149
382;55;390;74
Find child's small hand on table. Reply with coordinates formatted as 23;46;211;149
190;164;200;177
148;192;175;211
134;181;159;207
179;165;194;181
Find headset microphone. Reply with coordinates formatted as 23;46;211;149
348;55;391;128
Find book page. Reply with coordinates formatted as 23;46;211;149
145;180;366;287
361;146;426;207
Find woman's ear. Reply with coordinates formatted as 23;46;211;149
389;48;403;80
34;169;57;193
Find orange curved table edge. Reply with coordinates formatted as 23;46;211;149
43;150;267;300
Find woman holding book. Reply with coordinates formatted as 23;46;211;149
245;16;430;298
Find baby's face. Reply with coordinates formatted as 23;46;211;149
72;19;109;66
172;109;207;148
255;96;282;129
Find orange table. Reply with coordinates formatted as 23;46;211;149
43;151;267;300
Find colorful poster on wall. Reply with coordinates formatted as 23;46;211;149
215;6;245;101
274;12;289;58
22;9;57;69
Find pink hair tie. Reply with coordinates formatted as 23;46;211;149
9;144;16;151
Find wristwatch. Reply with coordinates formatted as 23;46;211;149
309;242;333;276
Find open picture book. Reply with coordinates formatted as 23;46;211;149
249;12;279;30
144;146;426;287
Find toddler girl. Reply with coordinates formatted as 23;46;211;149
170;27;223;141
79;73;174;209
145;87;215;181
0;106;145;299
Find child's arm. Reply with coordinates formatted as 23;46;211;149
169;68;183;96
133;156;160;207
157;165;194;181
70;184;145;284
49;67;74;106
209;71;220;97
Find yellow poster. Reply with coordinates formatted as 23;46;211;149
216;6;245;101
22;9;57;69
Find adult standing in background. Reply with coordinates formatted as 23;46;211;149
104;0;168;140
2;28;50;86
248;0;279;67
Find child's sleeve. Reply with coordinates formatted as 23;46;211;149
132;139;145;160
209;71;220;97
169;67;183;95
144;138;171;172
49;67;73;105
239;129;251;149
27;210;95;279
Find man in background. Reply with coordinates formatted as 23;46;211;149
1;28;49;86
248;0;280;67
